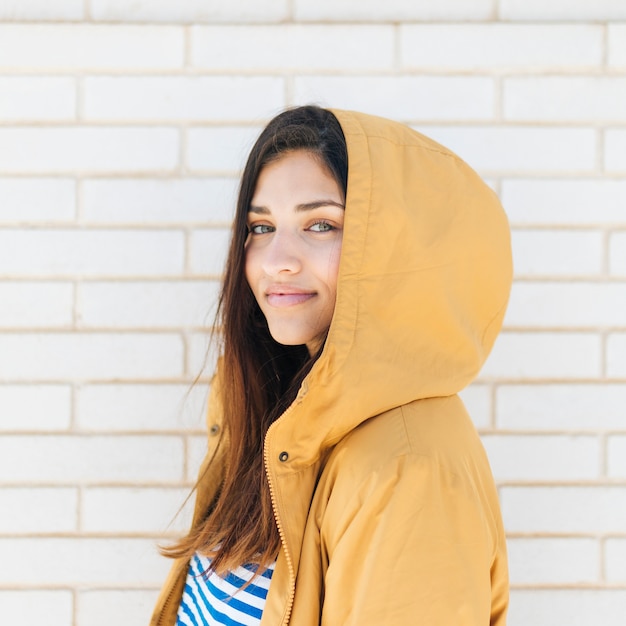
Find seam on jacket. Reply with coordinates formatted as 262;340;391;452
346;130;465;164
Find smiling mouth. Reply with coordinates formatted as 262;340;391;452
266;292;316;307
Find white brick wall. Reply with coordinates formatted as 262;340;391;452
507;537;599;584
0;77;76;120
293;0;495;21
399;24;604;69
294;76;495;121
1;2;624;625
0;178;76;221
606;131;626;171
0;128;180;173
0;24;184;69
609;24;626;65
76;591;162;626
3;591;74;626
500;0;626;21
81;178;237;224
509;590;626;626
191;25;396;71
0;1;83;21
83;77;285;121
90;0;289;23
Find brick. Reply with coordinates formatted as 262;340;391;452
0;488;77;533
506;283;626;328
508;590;626;626
77;590;159;626
481;332;601;379
507;538;598;584
401;25;601;70
606;130;626;171
82;178;237;224
501;486;626;533
610;233;626;275
0;591;73;626
76;383;207;432
0;435;184;483
0;0;83;20
187;126;262;172
497;384;626;431
459;384;491;429
0;127;179;174
608;25;626;67
483;435;599;482
186;331;218;381
0;538;170;585
0;333;184;381
511;230;602;276
0;229;184;277
505;77;626;121
188;228;232;276
84;77;284;122
0;77;75;121
0;384;71;431
607;334;626;377
0;178;75;223
605;539;626;583
501;0;626;20
0;24;183;70
81;487;192;533
91;0;287;22
294;0;494;21
191;25;394;70
294;76;494;122
78;280;220;329
608;436;626;478
415;126;596;174
0;282;73;328
501;179;626;226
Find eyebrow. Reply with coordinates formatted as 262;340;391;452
248;200;345;214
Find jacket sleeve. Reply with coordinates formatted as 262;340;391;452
319;453;508;626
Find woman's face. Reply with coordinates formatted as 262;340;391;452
245;150;345;355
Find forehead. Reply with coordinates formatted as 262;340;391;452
251;150;341;205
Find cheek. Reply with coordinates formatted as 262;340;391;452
243;246;255;290
326;239;342;293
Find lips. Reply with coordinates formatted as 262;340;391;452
265;286;316;308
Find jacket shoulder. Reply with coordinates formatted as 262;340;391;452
325;394;486;478
309;394;509;626
315;395;502;549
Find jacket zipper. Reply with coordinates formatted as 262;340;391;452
264;402;298;625
158;402;301;625
155;563;185;626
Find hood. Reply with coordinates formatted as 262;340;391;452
268;109;512;469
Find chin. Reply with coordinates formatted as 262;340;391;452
268;327;315;349
270;334;309;347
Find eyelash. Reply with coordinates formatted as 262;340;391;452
247;220;337;235
309;220;335;232
248;224;274;235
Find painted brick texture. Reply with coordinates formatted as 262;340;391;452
0;2;624;625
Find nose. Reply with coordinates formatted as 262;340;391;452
261;230;302;277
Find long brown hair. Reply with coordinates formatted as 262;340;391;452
163;106;348;573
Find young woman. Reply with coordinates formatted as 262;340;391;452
151;105;512;625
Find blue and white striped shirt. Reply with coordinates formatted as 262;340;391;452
176;552;276;626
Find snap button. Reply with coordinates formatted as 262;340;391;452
278;451;289;462
209;424;220;435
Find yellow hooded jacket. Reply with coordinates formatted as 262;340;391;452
151;110;512;625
